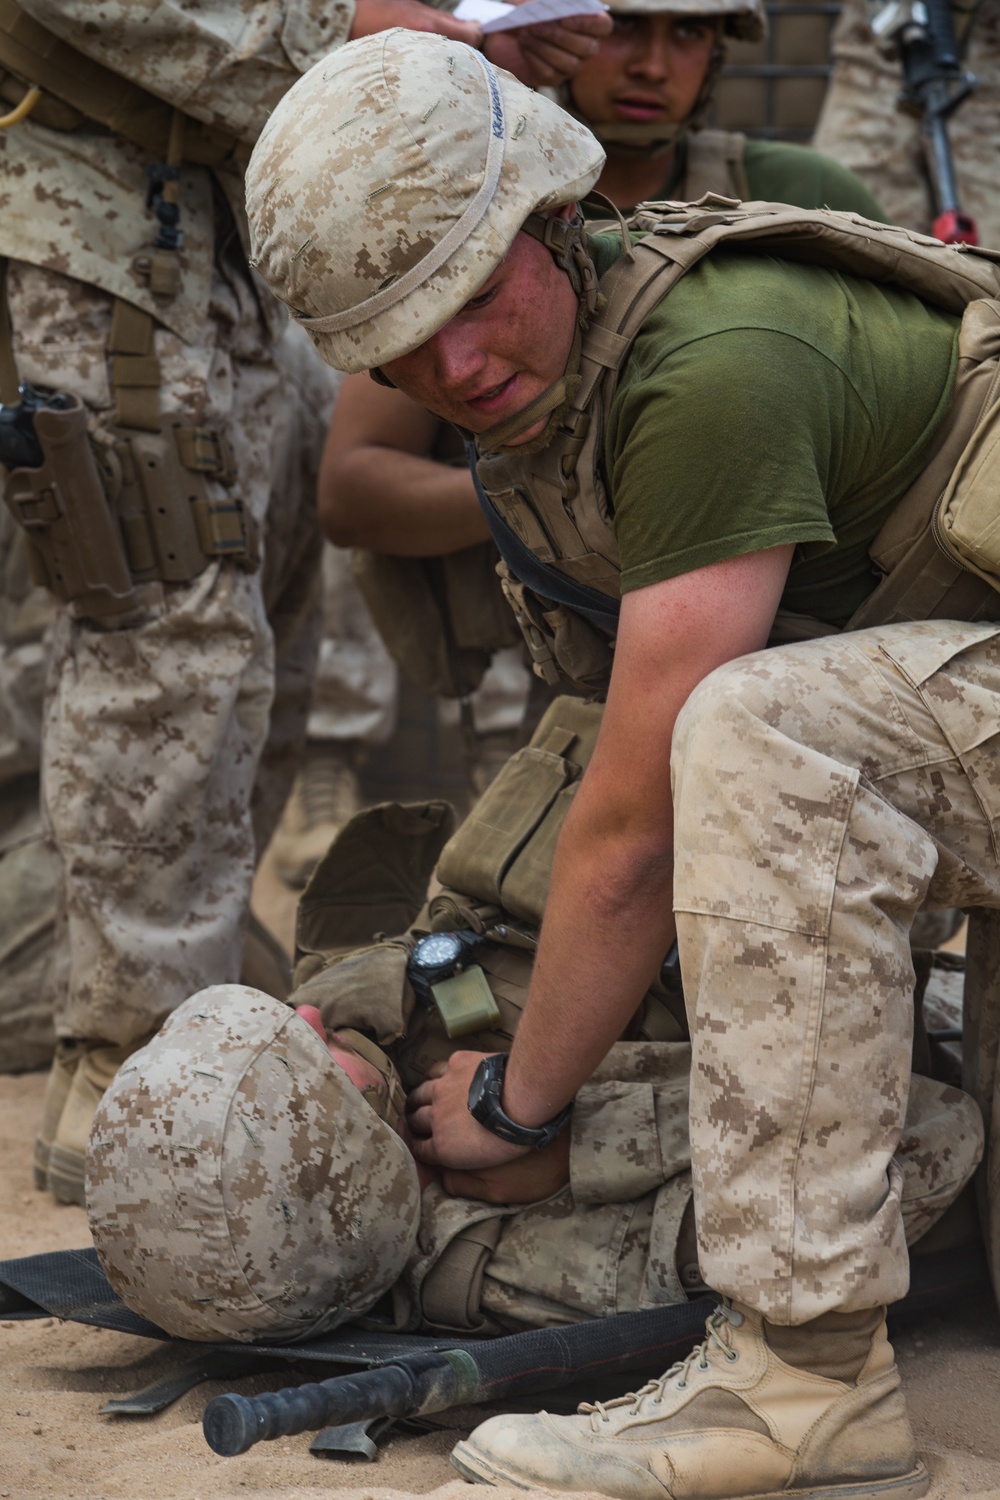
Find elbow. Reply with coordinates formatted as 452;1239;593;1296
322;507;362;549
318;466;364;549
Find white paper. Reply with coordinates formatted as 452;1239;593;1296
455;0;607;32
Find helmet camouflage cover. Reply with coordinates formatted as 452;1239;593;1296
245;30;605;373
86;986;420;1343
602;0;764;40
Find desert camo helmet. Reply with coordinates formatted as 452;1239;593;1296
86;986;420;1343
245;29;606;374
601;0;763;39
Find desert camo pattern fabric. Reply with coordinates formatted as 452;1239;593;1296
19;0;356;145
671;620;997;1324
87;986;421;1342
317;984;982;1334
245;29;605;372
814;0;1000;248
6;260;324;1048
0;0;375;1050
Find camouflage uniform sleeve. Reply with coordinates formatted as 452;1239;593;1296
18;0;357;145
569;1041;691;1205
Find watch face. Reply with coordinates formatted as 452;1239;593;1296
412;932;464;971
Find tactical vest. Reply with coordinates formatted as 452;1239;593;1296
476;199;1000;690
680;129;750;202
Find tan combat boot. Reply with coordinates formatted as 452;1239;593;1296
270;741;363;889
451;1301;929;1500
47;1041;139;1206
33;1044;81;1191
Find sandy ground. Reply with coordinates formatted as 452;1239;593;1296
2;858;1000;1499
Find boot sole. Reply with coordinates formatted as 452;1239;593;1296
450;1444;930;1500
47;1143;86;1207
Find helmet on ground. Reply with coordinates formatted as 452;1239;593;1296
246;30;605;373
86;986;420;1343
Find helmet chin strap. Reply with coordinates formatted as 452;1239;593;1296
475;204;618;456
474;323;584;456
372;204;626;455
476;197;640;457
591;118;688;159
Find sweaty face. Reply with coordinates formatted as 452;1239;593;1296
568;12;717;134
380;223;581;445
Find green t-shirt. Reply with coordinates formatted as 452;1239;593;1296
581;136;888;222
724;139;885;221
590;235;961;624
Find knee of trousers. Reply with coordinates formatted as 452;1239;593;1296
671;653;809;813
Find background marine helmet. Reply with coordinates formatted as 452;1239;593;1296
601;0;764;41
87;986;420;1343
245;30;605;373
560;0;767;150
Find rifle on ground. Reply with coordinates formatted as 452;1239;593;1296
203;1297;713;1457
869;0;980;244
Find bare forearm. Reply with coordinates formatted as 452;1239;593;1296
321;448;489;555
501;802;676;1129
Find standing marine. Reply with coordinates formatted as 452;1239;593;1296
0;0;606;1203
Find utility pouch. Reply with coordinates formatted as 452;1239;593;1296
846;298;1000;632
3;394;140;618
932;304;1000;587
110;419;259;585
353;542;518;699
429;965;502;1039
436;695;604;924
498;562;614;694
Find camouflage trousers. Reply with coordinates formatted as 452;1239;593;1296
814;0;1000;247
399;1052;980;1335
671;619;1000;1325
309;540;399;747
4;264;329;1049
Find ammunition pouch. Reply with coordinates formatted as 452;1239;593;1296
353;541;520;700
435;694;604;924
498;562;615;695
3;399;259;618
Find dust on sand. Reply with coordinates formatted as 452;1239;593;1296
3;864;1000;1500
3;1069;1000;1500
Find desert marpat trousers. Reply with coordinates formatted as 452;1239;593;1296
671;619;1000;1324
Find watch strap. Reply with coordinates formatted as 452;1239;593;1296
468;1052;572;1150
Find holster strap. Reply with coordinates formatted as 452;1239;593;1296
0;257;17;405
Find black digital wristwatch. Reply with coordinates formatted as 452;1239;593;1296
407;929;484;1004
468;1052;573;1150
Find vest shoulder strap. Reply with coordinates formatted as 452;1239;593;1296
581;199;1000;404
683;129;749;203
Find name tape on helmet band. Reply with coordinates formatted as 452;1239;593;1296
296;48;507;337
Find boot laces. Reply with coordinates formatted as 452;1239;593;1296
580;1303;744;1427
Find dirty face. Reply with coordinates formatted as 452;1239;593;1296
569;13;718;135
380;221;580;444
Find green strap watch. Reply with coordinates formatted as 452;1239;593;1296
467;1052;573;1150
